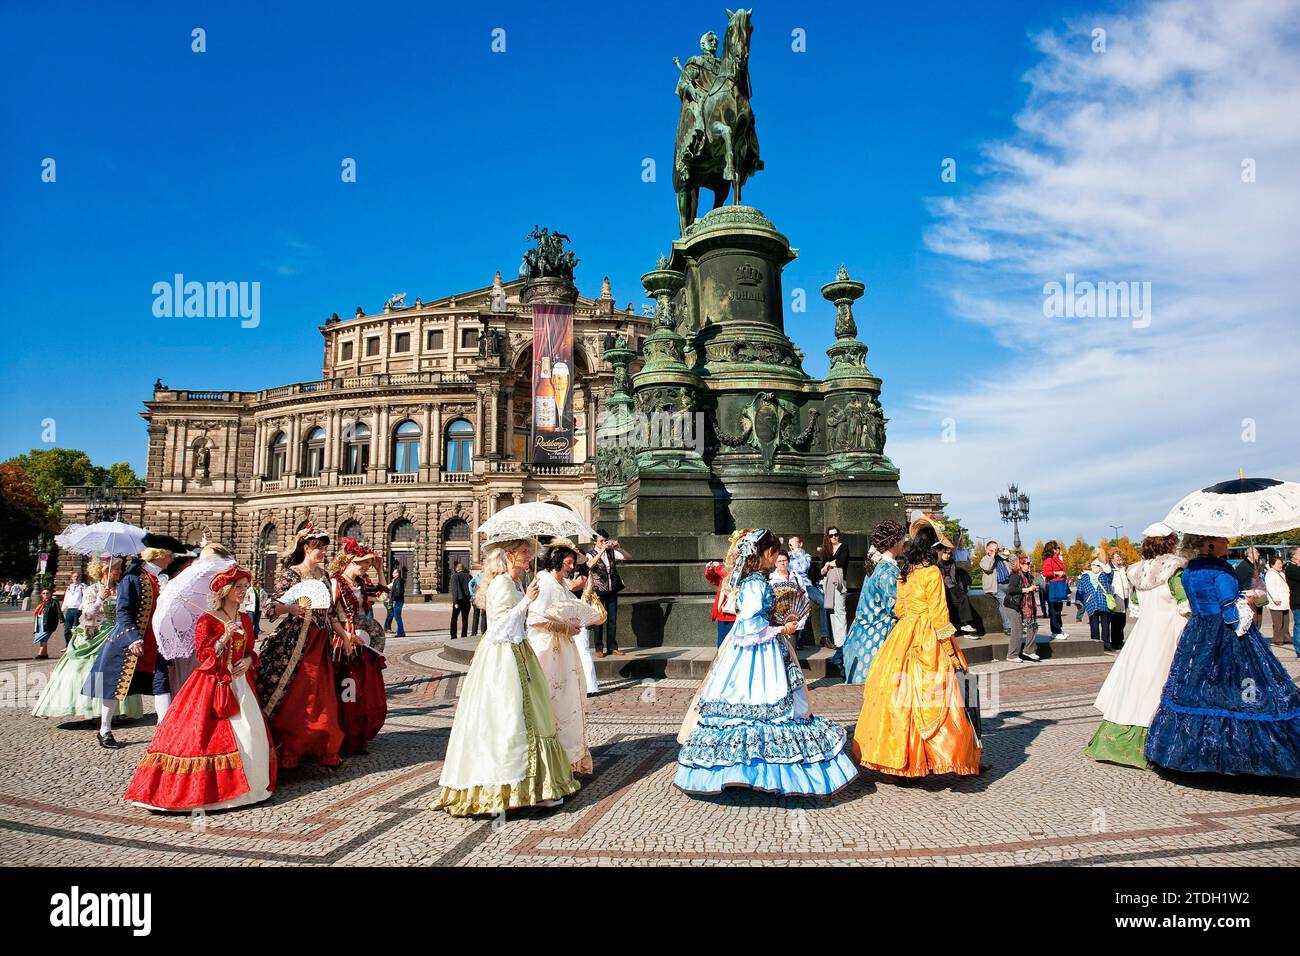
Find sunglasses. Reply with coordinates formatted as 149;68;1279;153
828;532;840;537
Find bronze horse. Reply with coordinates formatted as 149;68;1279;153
674;9;763;235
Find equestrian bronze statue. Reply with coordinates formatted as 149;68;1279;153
672;9;763;235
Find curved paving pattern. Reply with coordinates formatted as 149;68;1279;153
3;639;1300;866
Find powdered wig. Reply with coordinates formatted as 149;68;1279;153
140;547;173;565
475;538;531;609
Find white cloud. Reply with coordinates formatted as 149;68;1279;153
901;0;1300;544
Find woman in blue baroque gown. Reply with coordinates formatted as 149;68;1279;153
674;529;859;796
839;520;906;685
1144;534;1300;777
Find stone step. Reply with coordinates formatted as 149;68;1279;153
438;632;1111;681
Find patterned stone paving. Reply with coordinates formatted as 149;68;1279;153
4;633;1300;866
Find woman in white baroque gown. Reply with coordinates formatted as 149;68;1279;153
429;539;579;816
527;540;594;776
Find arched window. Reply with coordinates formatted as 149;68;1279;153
338;519;364;542
342;423;370;475
302;427;325;478
445;418;474;473
267;432;288;480
392;420;421;474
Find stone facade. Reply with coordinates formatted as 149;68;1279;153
123;275;651;597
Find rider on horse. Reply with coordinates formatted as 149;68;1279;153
675;32;721;181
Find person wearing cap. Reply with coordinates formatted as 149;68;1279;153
81;535;176;748
853;516;982;778
257;524;346;769
124;565;277;812
328;539;389;756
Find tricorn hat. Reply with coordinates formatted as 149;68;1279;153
141;532;186;553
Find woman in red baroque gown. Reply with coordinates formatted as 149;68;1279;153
329;539;388;755
125;566;277;812
256;525;345;770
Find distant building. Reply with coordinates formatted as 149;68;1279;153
57;275;649;598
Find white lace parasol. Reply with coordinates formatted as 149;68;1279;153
152;556;236;660
56;520;147;556
476;501;594;546
1163;477;1300;537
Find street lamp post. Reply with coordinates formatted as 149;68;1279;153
85;484;128;523
997;483;1030;552
1108;524;1123;544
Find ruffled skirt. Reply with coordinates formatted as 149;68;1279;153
1144;616;1300;777
675;636;858;796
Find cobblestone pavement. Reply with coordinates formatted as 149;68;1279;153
3;629;1300;867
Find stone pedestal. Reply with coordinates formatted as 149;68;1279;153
597;206;904;648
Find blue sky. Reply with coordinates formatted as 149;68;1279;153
3;0;1297;542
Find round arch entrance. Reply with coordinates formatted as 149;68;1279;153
441;519;471;592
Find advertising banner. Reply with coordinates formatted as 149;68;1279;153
530;302;575;463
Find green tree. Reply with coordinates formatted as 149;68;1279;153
0;463;57;579
97;461;141;488
4;448;97;505
1231;529;1300;547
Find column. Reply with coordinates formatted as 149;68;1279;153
475;393;484;462
253;420;264;477
432;405;444;471
420;404;432;478
325;409;338;473
377;405;391;472
287;416;301;474
505;394;515;460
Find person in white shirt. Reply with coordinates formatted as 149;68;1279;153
62;572;87;643
1265;555;1293;647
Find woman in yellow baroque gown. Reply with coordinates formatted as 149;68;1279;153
852;517;982;778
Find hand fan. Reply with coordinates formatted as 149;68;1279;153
280;579;332;609
544;598;606;628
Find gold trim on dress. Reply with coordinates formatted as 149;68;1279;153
137;750;244;774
